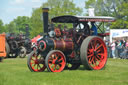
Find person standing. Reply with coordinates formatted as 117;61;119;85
91;22;97;35
111;40;116;59
117;40;122;58
125;40;128;49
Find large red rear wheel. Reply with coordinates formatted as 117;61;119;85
45;50;66;72
80;36;107;70
27;51;46;72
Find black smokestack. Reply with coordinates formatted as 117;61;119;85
25;24;29;38
42;8;49;34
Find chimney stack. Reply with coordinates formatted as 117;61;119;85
42;8;49;34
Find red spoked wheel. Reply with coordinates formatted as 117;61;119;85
80;36;107;70
27;51;46;72
45;50;66;72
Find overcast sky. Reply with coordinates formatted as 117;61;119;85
0;0;86;24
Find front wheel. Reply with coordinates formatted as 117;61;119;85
45;50;66;72
80;36;107;70
27;51;46;72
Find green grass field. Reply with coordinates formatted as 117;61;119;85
0;58;128;85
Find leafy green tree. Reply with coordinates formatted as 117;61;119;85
85;0;128;29
30;8;43;38
42;0;82;18
30;0;83;37
110;2;128;29
0;19;5;33
4;16;30;35
85;0;124;16
13;16;31;34
4;21;16;33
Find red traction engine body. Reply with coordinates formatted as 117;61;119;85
27;8;115;72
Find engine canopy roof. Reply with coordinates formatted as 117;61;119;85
51;15;115;23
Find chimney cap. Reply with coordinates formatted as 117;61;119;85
42;8;49;12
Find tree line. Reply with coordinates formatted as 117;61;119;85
0;0;128;38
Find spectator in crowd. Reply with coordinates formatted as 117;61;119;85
126;40;128;49
122;38;126;47
120;40;128;59
105;40;112;58
114;39;118;58
116;40;122;58
120;38;125;52
107;38;128;59
111;40;116;59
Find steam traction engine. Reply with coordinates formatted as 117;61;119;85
27;8;115;72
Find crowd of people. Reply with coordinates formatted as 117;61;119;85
106;38;128;59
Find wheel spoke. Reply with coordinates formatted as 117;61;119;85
87;50;91;55
36;64;39;71
88;49;93;53
97;49;101;53
37;64;42;69
93;61;96;67
59;58;65;65
90;57;94;63
96;55;102;61
92;59;95;65
58;64;62;68
87;54;93;58
32;64;36;69
54;54;58;59
93;40;97;49
52;64;56;70
96;44;103;51
98;53;105;57
58;58;63;62
95;56;100;63
95;58;100;66
93;57;97;66
88;57;91;63
89;56;94;64
89;42;94;50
